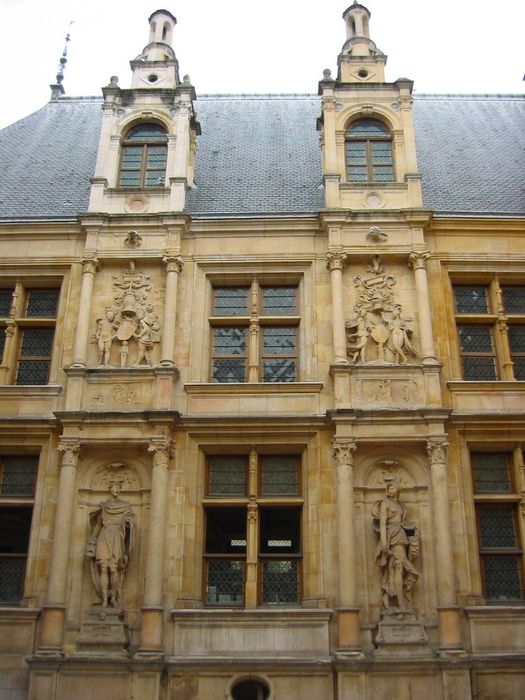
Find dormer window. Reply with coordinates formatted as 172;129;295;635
345;118;394;183
118;123;168;188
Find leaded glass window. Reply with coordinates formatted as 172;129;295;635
0;289;13;316
501;286;525;314
345;119;394;183
118;123;168;188
16;327;55;385
453;286;489;314
25;289;59;317
509;326;525;380
472;453;510;493
457;325;497;380
210;281;299;383
208;456;247;496
0;456;38;496
260;456;299;495
0;506;33;604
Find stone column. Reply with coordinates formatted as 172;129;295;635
408;251;437;364
494;282;514;380
427;438;462;651
39;440;80;653
160;255;183;366
71;256;99;367
245;450;258;606
327;251;348;365
139;438;171;655
332;439;361;652
0;282;20;383
248;280;259;382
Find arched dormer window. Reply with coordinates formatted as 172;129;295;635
118;123;168;188
345;118;394;183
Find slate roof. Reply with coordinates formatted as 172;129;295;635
0;93;523;220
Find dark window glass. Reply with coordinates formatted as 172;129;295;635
509;327;525;380
212;327;247;383
208;456;247;496
472;453;510;493
502;286;525;314
482;556;522;600
345;119;393;183
231;679;270;700
260;456;299;496
0;456;38;496
125;124;166;141
25;289;59;317
458;325;493;352
453;286;489;314
16;327;55;385
206;559;244;606
477;505;518;548
259;507;301;554
0;506;33;603
347;119;390;136
262;327;296;382
0;290;13;316
458;325;496;380
0;329;5;361
213;288;249;316
261;559;299;604
205;507;246;554
119;124;167;188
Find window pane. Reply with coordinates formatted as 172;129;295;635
120;146;142;167
472;453;510;493
260;507;301;554
144;171;166;187
205;507;246;553
0;328;5;360
347;168;367;182
263;359;296;382
261;456;298;495
26;289;59;317
208;456;246;496
206;559;244;605
462;357;497;381
346;119;390;137
213;327;246;355
126;124;167;141
263;327;296;355
477;505;517;548
146;146;167;165
0;290;13;316
0;507;32;554
371;141;393;163
16;361;50;385
453;286;489;314
20;327;55;356
509;326;525;353
502;286;525;314
0;557;26;603
513;358;525;380
482;556;522;600
119;171;141;187
372;166;394;182
262;560;299;604
0;456;38;495
262;288;296;315
346;142;366;164
458;325;493;352
213;288;249;315
212;358;246;383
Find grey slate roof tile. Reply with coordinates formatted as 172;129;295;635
0;93;523;220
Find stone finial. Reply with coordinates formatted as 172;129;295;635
322;69;333;80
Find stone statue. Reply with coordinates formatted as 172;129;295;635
91;307;117;366
372;481;419;611
386;305;417;364
346;311;370;364
133;305;161;366
86;481;136;608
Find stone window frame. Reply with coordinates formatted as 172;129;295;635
209;278;301;384
0;281;62;385
470;450;524;602
117;122;169;189
0;454;39;604
451;277;525;382
202;450;304;608
344;117;395;184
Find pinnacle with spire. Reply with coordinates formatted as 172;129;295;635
49;22;73;100
130;9;181;89
338;2;387;82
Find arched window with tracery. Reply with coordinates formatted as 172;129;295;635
118;123;168;188
345;118;394;183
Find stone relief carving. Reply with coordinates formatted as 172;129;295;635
345;256;418;365
85;480;136;609
90;462;140;490
372;480;420;612
91;261;161;367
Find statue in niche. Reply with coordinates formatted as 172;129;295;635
372;480;420;612
91;307;117;366
345;310;370;363
133;304;161;366
86;480;136;608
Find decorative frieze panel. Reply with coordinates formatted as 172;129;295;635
86;377;154;410
351;366;424;408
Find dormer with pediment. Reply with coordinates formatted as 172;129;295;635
317;2;423;211
88;9;200;215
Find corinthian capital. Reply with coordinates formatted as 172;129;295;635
163;255;183;274
58;439;81;467
81;254;100;275
148;438;173;468
408;250;430;271
327;251;348;272
332;439;357;467
426;438;448;465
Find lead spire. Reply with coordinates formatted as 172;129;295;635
50;22;73;100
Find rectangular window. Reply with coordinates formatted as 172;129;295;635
453;282;525;381
210;281;299;383
0;285;60;385
203;452;302;607
471;451;523;601
0;455;38;604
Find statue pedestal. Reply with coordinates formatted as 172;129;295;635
374;610;431;657
75;607;129;656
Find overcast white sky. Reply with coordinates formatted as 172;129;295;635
0;0;523;129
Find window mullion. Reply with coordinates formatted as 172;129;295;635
248;279;260;382
245;450;259;607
